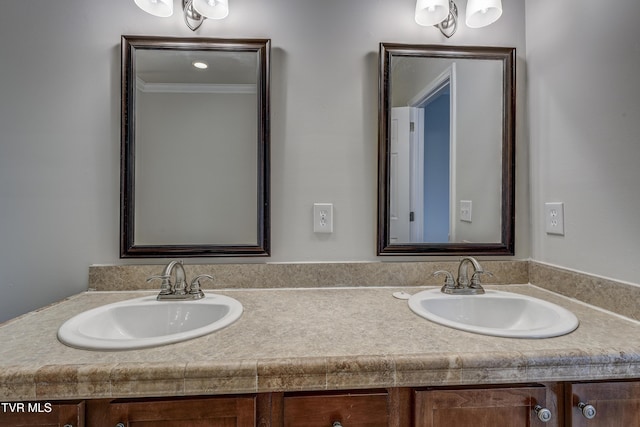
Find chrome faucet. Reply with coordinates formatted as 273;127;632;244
434;256;487;295
147;260;213;300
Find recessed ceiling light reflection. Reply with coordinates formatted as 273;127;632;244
192;60;209;70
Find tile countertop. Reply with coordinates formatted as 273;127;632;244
1;285;640;401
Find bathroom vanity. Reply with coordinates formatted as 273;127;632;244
3;381;640;426
1;283;640;426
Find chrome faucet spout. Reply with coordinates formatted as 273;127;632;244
434;257;487;295
455;256;486;294
457;256;483;287
162;260;187;295
147;260;209;301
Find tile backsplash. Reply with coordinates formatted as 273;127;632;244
530;262;640;321
88;260;639;321
89;260;528;291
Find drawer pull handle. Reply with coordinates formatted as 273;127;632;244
332;422;343;427
533;405;552;422
578;402;597;419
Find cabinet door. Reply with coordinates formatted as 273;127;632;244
0;401;85;427
108;396;255;427
568;381;640;426
283;391;389;427
415;385;556;427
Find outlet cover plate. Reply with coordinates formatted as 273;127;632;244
460;200;472;222
545;202;565;235
313;203;333;233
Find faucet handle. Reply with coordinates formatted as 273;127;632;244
433;270;456;292
147;275;172;295
470;270;493;286
189;274;213;299
433;270;455;285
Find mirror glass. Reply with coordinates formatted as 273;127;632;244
378;44;515;255
121;36;270;257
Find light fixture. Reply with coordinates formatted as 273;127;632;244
192;0;229;20
466;0;502;28
134;0;229;31
414;0;449;26
414;0;502;38
134;0;173;17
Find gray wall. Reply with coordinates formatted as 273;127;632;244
1;0;528;322
526;0;640;284
136;91;258;245
454;60;503;244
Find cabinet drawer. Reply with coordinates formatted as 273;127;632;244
284;391;389;427
415;385;554;427
107;395;255;427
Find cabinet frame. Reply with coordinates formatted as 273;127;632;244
0;400;85;426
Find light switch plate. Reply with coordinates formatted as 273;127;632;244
545;202;565;235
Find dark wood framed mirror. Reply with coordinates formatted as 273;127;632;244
377;44;515;255
121;36;270;257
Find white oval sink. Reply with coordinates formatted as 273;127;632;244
58;293;243;350
408;289;579;338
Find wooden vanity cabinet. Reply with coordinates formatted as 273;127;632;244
265;384;560;426
414;384;560;427
565;380;640;426
9;380;640;426
88;395;255;427
0;400;85;427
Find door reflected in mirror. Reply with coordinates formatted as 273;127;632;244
121;36;270;257
378;44;515;255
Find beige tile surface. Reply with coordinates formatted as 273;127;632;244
89;260;529;291
530;262;640;321
0;284;639;401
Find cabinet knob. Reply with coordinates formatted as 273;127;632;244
578;402;597;419
332;422;343;427
533;405;552;422
116;423;126;427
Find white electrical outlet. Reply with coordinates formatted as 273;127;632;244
460;200;472;222
545;202;565;235
313;203;333;233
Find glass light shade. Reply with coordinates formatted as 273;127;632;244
465;0;502;28
134;0;174;17
415;0;449;26
192;0;229;19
